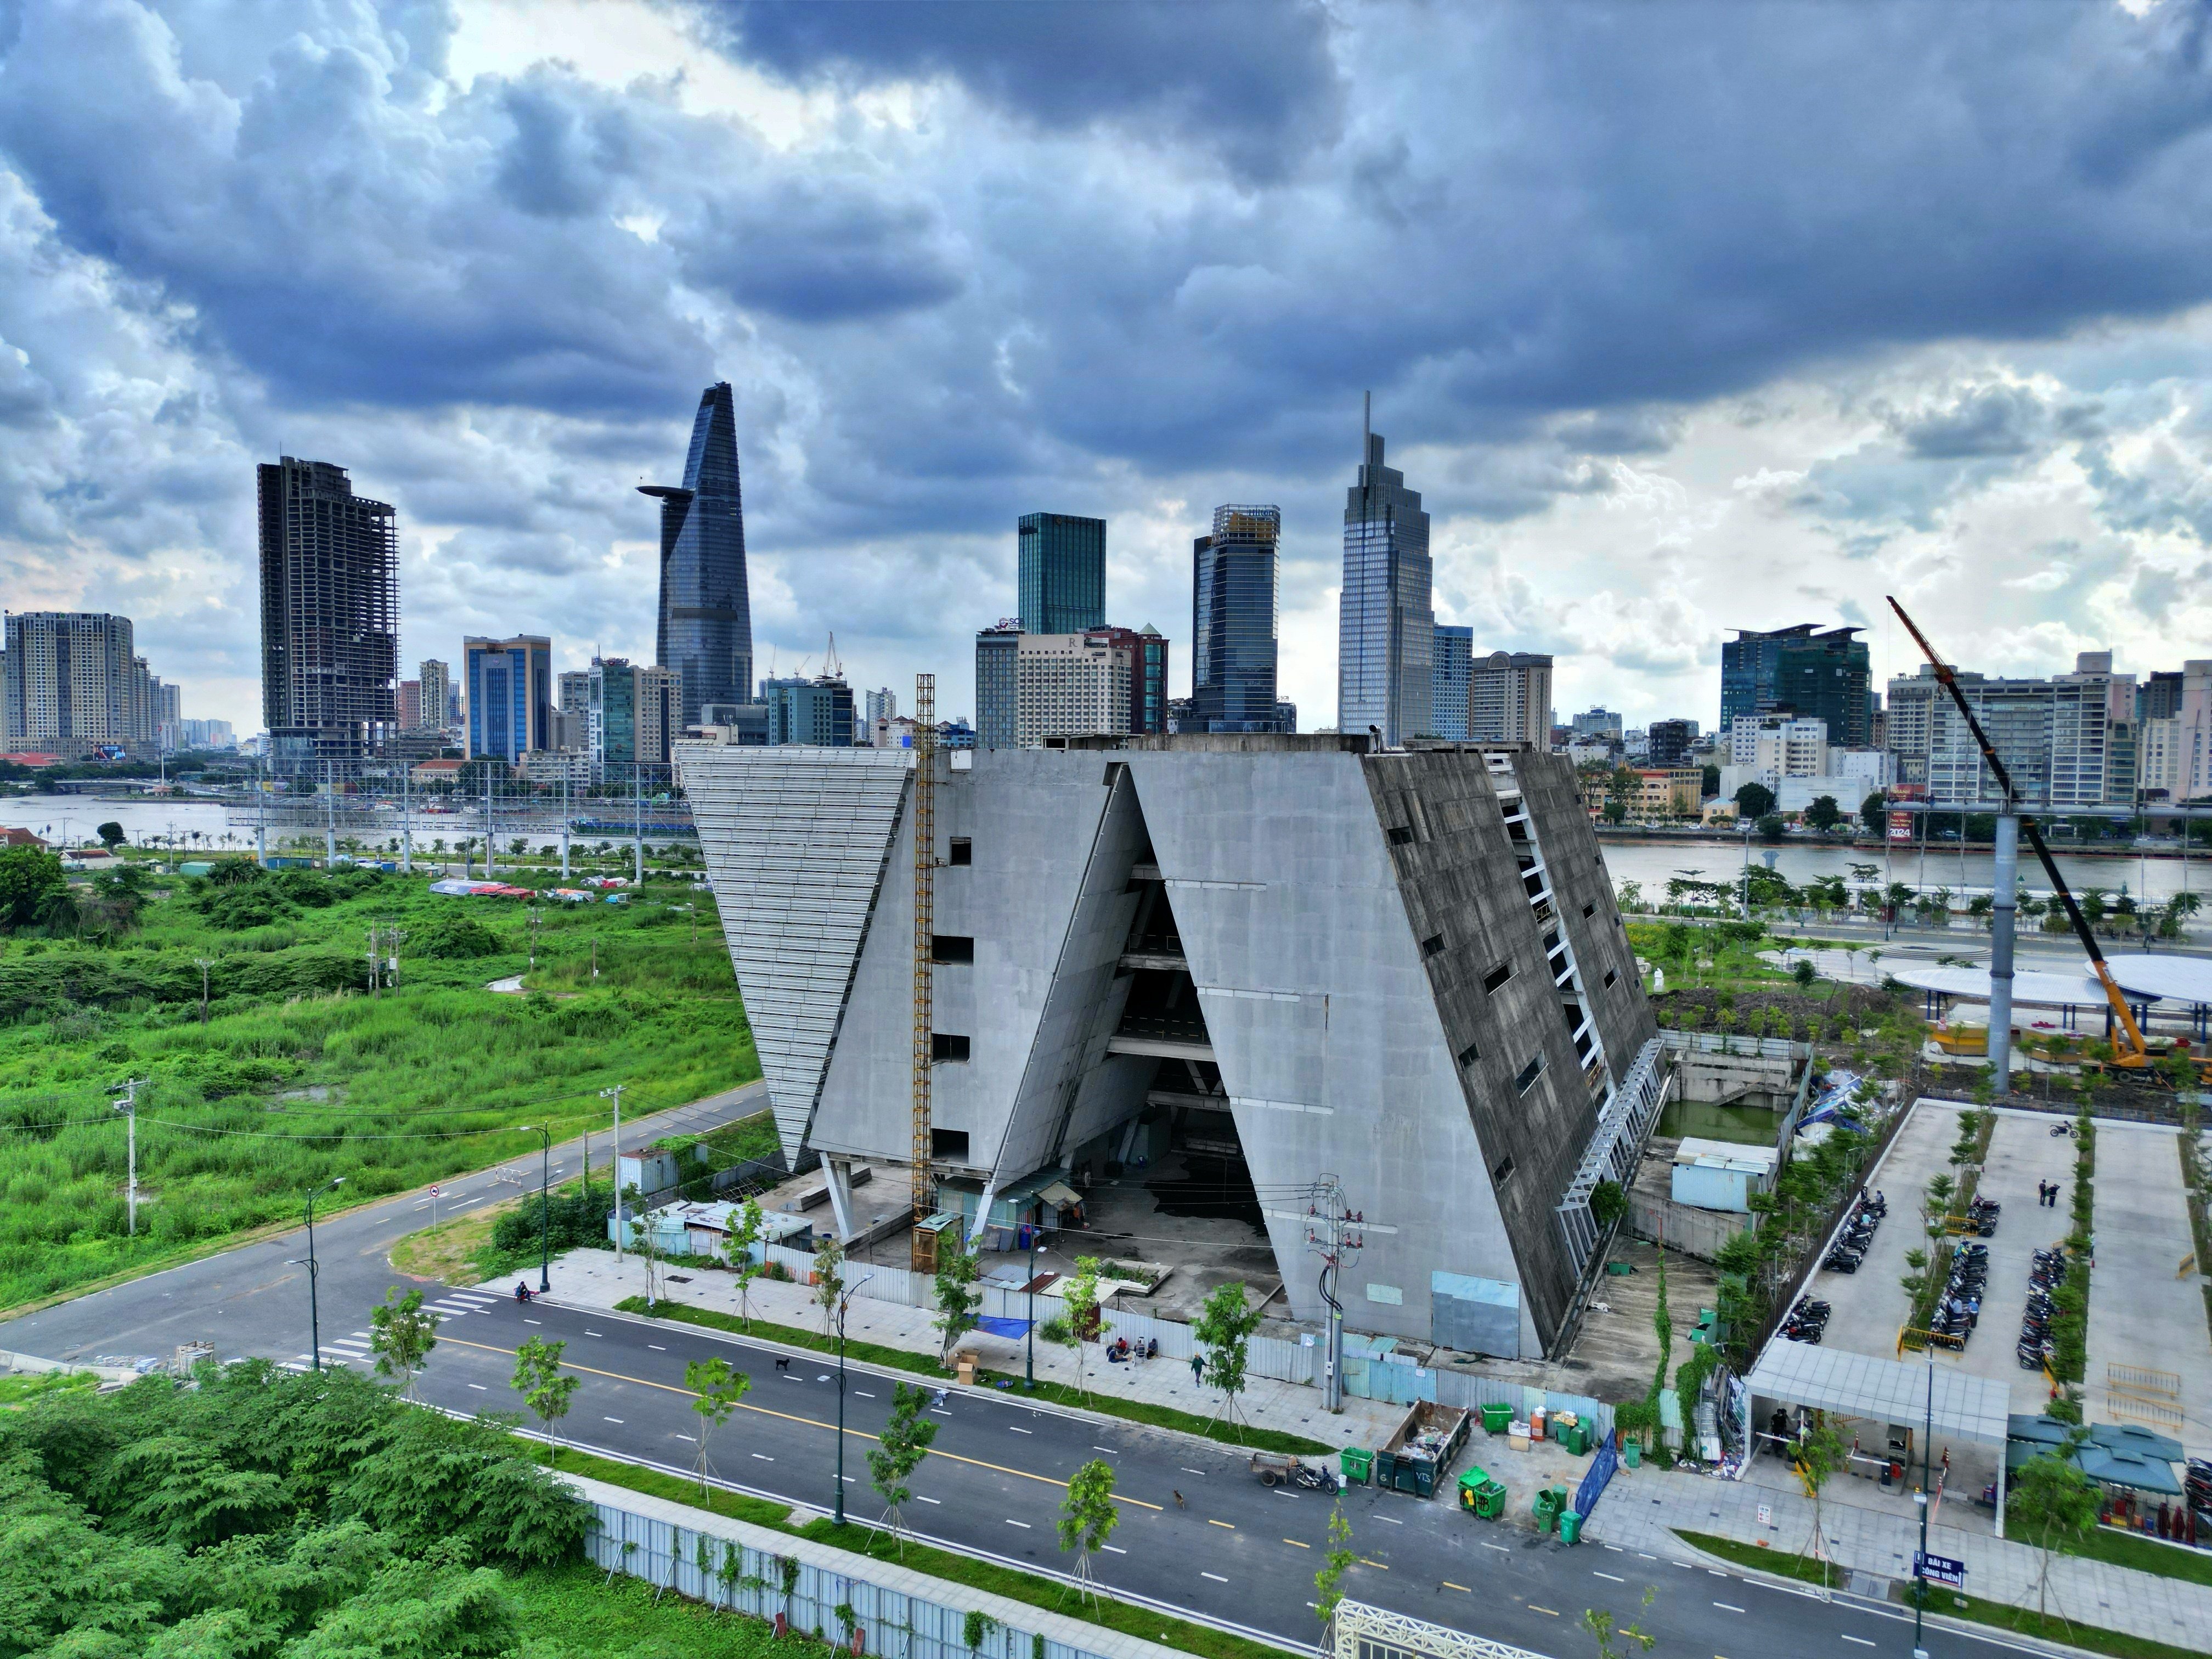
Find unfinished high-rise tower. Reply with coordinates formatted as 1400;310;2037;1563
257;457;399;771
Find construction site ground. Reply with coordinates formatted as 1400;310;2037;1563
1560;1236;1724;1404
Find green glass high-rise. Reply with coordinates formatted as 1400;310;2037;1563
1016;512;1106;635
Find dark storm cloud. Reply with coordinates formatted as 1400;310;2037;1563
667;180;965;321
698;0;1345;183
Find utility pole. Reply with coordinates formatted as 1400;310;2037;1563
400;761;413;874
195;957;210;1025
1912;1350;1934;1658
833;1273;874;1525
601;1083;625;1262
560;771;571;879
633;764;644;885
527;907;540;970
1303;1176;1364;1413
485;769;495;879
367;927;380;997
324;759;336;867
256;755;268;867
110;1078;147;1237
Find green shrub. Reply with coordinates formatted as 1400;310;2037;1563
411;913;506;960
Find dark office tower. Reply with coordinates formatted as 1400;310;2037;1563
257;457;399;772
1016;512;1107;635
641;382;753;727
1719;623;1872;747
1190;505;1285;732
1336;406;1432;747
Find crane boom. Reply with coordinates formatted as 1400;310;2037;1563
1885;597;2151;1065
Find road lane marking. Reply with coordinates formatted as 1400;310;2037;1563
1010;1426;1032;1435
1442;1582;1470;1593
1480;1542;1510;1553
1180;1467;1205;1476
1594;1571;1624;1582
1358;1559;1388;1570
524;1319;541;1325
1603;1544;1622;1551
917;1496;941;1504
1093;1446;1115;1454
1527;1606;1558;1617
932;1409;953;1417
1208;1520;1234;1530
1006;1520;1031;1529
1714;1603;1745;1613
1201;1572;1228;1583
1100;1544;1126;1555
1373;1514;1402;1525
435;1335;1160;1510
855;1391;876;1398
1842;1638;1876;1648
753;1453;775;1462
1284;1539;1310;1549
585;1330;603;1336
467;1383;488;1391
604;1417;624;1424
649;1344;667;1351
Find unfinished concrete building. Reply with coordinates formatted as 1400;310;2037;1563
257;456;399;771
677;732;1662;1358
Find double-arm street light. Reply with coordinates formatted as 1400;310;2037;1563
300;1177;344;1371
833;1272;875;1526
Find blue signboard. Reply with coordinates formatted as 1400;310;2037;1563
1914;1550;1966;1588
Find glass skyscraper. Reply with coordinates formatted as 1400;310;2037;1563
641;383;753;728
1336;421;1432;747
1720;624;1872;747
1016;512;1106;635
1190;505;1284;732
1430;624;1473;741
463;635;553;763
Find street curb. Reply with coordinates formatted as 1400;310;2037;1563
1662;1529;2143;1659
557;1297;1341;1458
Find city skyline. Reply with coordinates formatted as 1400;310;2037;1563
8;7;2212;740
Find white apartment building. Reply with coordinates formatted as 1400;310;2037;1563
1887;652;2124;808
1466;651;1553;743
1012;633;1131;747
2;611;155;754
2137;659;2212;802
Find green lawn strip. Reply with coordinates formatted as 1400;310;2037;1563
1675;1530;2205;1659
613;1297;1335;1457
541;1444;1299;1659
0;1369;100;1406
2036;1521;2212;1590
507;1562;786;1658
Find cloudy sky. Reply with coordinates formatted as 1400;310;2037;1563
5;0;2212;736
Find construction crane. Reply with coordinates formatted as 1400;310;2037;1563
1886;597;2156;1073
910;673;939;1263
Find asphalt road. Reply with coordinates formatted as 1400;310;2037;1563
2;1081;2037;1659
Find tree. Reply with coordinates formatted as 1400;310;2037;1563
811;1232;845;1335
95;821;125;848
1583;1587;1658;1659
1589;1178;1627;1228
1193;1282;1264;1437
1701;763;1720;798
511;1336;579;1460
684;1355;752;1496
1059;1256;1103;1400
724;1197;765;1327
1056;1458;1119;1606
1313;1500;1355;1643
0;844;67;930
866;1381;940;1551
1803;795;1843;833
1793;958;1817;990
2008;1439;2101;1622
368;1286;441;1401
1734;780;1776;820
1757;813;1787;843
932;1234;983;1364
1860;791;1887;834
1790;1414;1849;1583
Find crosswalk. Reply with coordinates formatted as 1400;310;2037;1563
278;1287;508;1370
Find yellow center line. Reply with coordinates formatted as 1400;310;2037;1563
442;1335;1161;1509
1207;1519;1235;1530
1283;1538;1310;1549
1442;1581;1471;1592
1358;1558;1389;1570
1527;1605;1559;1617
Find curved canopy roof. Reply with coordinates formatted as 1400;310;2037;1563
2104;953;2212;1008
1887;963;2109;1008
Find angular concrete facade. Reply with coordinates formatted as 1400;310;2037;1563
676;733;1661;1357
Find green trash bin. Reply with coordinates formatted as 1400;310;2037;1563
1566;1423;1590;1457
1532;1489;1561;1532
1559;1509;1583;1544
1340;1447;1373;1485
1623;1438;1642;1470
1474;1480;1508;1520
1481;1402;1513;1435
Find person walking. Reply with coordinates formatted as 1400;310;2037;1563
1190;1353;1204;1386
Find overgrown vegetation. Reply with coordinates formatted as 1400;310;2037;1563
0;853;757;1311
0;1361;587;1655
2052;1109;2096;1385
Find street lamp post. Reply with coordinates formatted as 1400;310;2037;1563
534;1125;553;1294
303;1177;345;1370
1912;1350;1934;1658
1025;1227;1038;1388
833;1273;874;1526
600;1084;625;1261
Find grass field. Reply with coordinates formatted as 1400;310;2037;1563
0;858;758;1311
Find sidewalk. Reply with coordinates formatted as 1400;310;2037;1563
540;1248;1407;1450
1584;1455;2212;1652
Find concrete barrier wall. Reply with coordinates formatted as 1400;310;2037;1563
568;1471;1192;1659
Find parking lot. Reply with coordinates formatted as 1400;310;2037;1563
2083;1121;2212;1457
1798;1100;2076;1419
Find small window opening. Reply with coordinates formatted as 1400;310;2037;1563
1421;933;1447;957
1514;1051;1546;1094
930;1128;970;1159
1483;963;1513;995
931;1033;971;1062
1387;825;1415;846
948;837;972;866
1456;1040;1481;1068
932;935;975;963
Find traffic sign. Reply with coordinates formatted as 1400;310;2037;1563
1914;1550;1966;1588
429;1184;440;1198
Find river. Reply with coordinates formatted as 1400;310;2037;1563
0;793;696;854
1595;834;2208;903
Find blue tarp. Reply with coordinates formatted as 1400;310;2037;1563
1574;1433;1620;1521
975;1317;1031;1339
